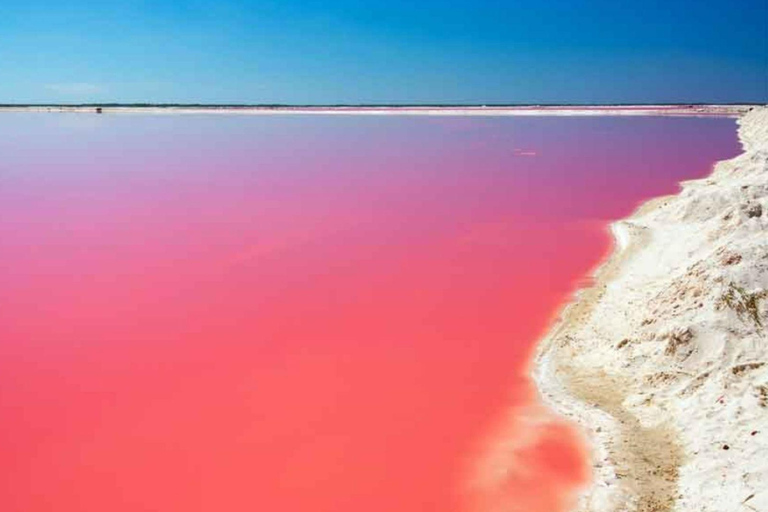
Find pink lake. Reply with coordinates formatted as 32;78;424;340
0;114;739;512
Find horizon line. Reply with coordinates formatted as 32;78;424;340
1;102;766;108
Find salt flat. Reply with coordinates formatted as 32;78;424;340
534;106;768;511
0;105;752;117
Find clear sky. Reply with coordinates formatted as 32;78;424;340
1;0;766;104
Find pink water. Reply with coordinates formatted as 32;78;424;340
0;114;739;512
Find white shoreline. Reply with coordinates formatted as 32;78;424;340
0;105;752;117
532;106;768;511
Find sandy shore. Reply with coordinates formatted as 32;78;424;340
0;105;752;117
533;106;768;512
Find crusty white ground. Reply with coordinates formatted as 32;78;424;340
534;106;768;512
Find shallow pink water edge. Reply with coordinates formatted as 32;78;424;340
0;114;740;512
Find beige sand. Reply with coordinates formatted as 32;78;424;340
533;106;768;511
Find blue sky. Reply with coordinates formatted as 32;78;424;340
0;0;766;104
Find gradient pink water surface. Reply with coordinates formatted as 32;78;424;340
0;114;739;512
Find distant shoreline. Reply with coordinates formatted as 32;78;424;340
0;104;756;117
